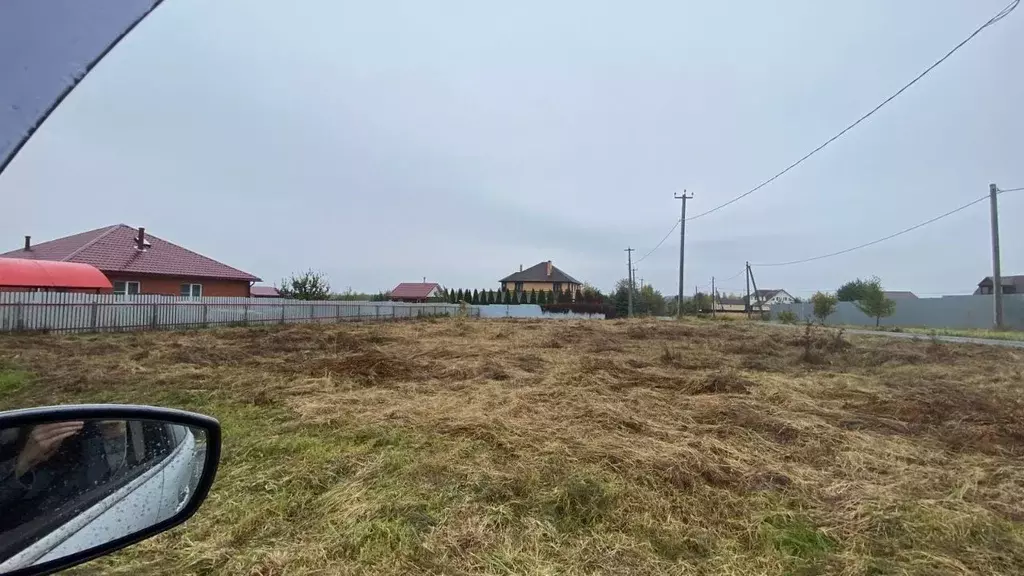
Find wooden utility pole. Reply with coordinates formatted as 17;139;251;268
625;248;635;318
990;183;1004;329
675;191;694;318
711;276;716;318
745;262;752;319
748;264;764;316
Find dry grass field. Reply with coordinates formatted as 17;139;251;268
1;318;1023;575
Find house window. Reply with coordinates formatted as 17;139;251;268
113;281;140;296
180;283;203;298
514;282;524;292
552;282;562;293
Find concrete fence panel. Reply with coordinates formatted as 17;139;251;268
772;294;1024;330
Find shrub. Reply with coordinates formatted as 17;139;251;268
811;292;838;324
855;281;896;327
777;310;798;324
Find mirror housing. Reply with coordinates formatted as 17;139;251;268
0;405;221;576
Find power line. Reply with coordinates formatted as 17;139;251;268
685;0;1018;223
998;186;1024;193
635;219;680;263
634;0;1019;260
718;269;747;283
753;193;997;267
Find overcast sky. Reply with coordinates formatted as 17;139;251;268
1;0;1022;296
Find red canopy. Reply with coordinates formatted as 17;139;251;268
0;258;112;290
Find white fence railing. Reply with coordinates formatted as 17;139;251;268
0;292;475;333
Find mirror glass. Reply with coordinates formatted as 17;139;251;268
0;418;208;573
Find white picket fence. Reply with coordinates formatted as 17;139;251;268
0;292;476;333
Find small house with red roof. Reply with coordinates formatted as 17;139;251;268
390;282;442;303
1;225;260;297
250;285;282;298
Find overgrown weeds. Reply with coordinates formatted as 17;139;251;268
1;318;1022;575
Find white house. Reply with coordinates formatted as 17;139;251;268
747;289;796;308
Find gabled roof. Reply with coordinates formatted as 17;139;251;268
754;289;784;300
250;285;281;297
391;282;440;299
1;224;260;282
500;261;581;284
883;291;918;300
978;275;1024;287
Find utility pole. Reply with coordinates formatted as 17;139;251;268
711;276;716;318
674;190;693;318
748;264;763;316
625;248;635;318
633;267;639;314
990;183;1004;329
745;262;752;319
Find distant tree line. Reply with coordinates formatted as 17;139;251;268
441;287;584;306
439;285;620;317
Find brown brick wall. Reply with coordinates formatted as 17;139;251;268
105;275;250;297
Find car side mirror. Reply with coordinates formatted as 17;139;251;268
0;405;221;576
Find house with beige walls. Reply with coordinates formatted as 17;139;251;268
499;261;582;296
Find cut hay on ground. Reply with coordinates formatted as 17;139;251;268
1;318;1023;575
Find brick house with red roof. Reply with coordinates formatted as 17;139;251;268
1;224;260;297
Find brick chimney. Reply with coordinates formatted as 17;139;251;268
23;236;30;251
546;260;552;277
136;227;146;250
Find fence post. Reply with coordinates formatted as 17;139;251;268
336;304;342;323
375;305;380;320
309;304;315;324
150;304;158;330
15;302;24;332
280;304;286;325
202;303;209;328
90;302;99;332
243;303;249;326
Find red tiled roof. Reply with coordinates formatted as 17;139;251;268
390;282;440;299
0;224;260;282
250;285;281;297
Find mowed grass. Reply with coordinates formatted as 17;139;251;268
1;318;1024;575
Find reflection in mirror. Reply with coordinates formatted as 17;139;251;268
0;419;207;573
